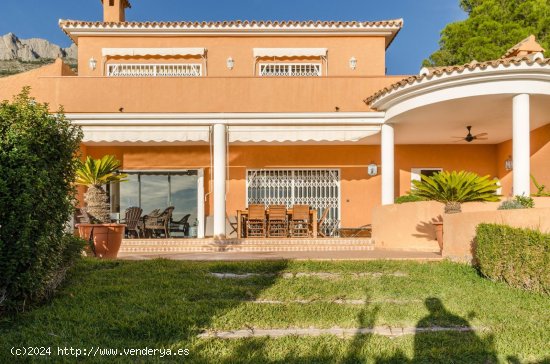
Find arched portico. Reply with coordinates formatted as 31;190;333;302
367;54;550;204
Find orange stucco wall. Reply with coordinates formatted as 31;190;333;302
81;143;523;228
496;123;550;196
395;145;499;196
0;70;403;113
77;35;387;77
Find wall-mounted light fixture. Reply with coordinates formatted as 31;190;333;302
88;57;97;71
226;57;235;70
349;57;357;70
367;163;378;176
505;156;513;171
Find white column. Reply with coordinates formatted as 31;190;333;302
381;123;395;205
213;124;227;238
196;169;205;239
512;94;530;196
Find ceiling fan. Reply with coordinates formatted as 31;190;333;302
452;126;488;143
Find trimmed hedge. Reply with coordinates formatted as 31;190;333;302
0;89;84;313
475;224;550;294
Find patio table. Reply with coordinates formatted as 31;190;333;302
237;209;318;239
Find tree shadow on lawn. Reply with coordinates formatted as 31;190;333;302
0;258;289;362
195;296;499;364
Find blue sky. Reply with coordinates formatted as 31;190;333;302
0;0;467;75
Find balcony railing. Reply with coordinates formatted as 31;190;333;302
259;63;322;77
107;64;202;77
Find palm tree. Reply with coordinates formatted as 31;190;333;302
75;155;127;223
411;170;500;213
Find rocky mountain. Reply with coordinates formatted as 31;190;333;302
0;33;77;76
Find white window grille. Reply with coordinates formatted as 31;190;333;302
259;63;322;77
106;64;202;77
247;169;340;235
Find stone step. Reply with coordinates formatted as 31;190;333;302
122;238;373;246
120;239;375;253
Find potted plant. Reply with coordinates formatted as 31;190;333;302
410;170;501;248
75;155;128;258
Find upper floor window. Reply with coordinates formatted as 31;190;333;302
102;48;207;77
107;64;202;77
259;63;322;77
254;48;328;77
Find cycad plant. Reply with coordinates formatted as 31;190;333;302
411;170;500;213
75;155;127;223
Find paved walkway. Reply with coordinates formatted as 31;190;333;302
117;249;443;261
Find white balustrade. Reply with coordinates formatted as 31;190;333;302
107;64;202;77
259;63;322;77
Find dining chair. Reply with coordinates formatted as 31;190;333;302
289;204;310;237
267;205;288;238
246;204;266;238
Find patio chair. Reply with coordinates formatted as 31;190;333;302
289;204;311;238
246;204;266;238
267;205;288;238
143;206;174;238
122;207;142;238
170;213;191;236
75;207;91;224
317;207;331;237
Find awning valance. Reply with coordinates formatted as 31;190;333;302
253;48;328;58
102;48;206;57
81;126;210;143
228;125;379;143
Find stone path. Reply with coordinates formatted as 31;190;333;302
250;299;421;305
209;271;408;279
198;326;484;339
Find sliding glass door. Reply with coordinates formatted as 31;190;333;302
111;170;200;237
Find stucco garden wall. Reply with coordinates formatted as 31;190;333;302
372;198;550;255
443;206;550;262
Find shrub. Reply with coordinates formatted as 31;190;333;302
475;224;549;294
498;195;535;210
395;194;426;204
0;88;84;313
531;175;550;197
411;170;501;214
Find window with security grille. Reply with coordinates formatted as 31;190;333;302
259;63;322;77
247;169;340;235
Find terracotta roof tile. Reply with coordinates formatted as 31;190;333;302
364;55;550;106
59;18;403;29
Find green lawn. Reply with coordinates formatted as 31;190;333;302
0;259;549;363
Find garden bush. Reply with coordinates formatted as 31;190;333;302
497;195;535;210
475;224;549;294
0;89;84;313
395;194;426;204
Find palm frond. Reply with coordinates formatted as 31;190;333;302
75;155;128;187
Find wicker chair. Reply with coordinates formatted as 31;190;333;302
246;204;266;238
289;204;310;238
267;205;288;238
143;206;174;238
122;207;143;238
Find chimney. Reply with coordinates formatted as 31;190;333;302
502;35;545;59
101;0;131;22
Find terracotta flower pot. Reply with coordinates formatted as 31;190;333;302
76;223;126;259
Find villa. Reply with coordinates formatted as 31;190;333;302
0;0;548;259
